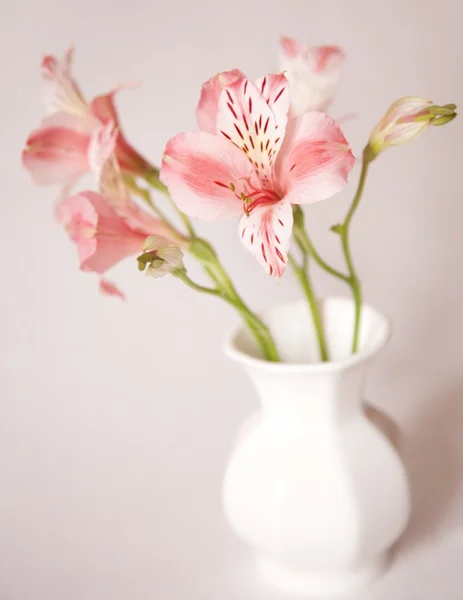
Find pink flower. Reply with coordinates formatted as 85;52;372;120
161;73;354;277
22;48;153;188
56;191;150;273
279;37;345;117
56;137;186;277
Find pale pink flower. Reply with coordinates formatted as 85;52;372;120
56;191;151;273
161;73;354;277
279;37;345;117
22;48;152;188
56;135;186;277
99;278;126;300
369;97;457;155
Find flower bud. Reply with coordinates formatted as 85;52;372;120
369;97;457;156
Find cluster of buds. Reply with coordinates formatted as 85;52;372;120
369;97;457;157
137;236;184;278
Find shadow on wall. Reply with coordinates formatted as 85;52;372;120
396;383;463;556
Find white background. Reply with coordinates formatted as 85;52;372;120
2;0;463;598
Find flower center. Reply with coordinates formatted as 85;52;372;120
239;176;281;215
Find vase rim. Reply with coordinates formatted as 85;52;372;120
224;296;392;373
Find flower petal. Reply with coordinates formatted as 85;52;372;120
160;131;252;221
239;200;293;277
56;191;146;273
275;112;355;205
94;142;183;245
279;37;345;116
41;47;89;118
217;77;286;182
88;120;118;174
99;278;125;300
89;90;152;176
22;116;91;186
157;246;184;269
253;73;290;132
196;69;245;133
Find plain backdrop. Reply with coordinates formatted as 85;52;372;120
2;0;463;598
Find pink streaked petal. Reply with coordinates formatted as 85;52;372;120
253;73;290;131
275;112;355;205
99;278;126;300
22;121;90;186
239;200;293;277
89;89;152;176
196;69;245;134
160;131;252;221
217;78;284;182
41;47;89;118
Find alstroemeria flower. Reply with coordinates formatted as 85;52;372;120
56;191;155;273
279;37;345;117
161;73;355;277
22;47;152;188
137;236;184;278
369;97;457;156
56;133;186;277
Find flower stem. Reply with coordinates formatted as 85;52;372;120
145;170;196;238
288;253;329;362
292;207;349;283
173;269;222;297
340;147;372;353
189;238;280;362
143;172;279;361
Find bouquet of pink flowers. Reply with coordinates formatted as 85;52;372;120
22;37;456;363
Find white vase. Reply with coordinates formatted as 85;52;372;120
223;297;410;595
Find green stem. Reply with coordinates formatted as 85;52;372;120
145;171;196;238
292;207;349;283
294;226;349;283
341;147;371;353
190;239;280;362
137;187;175;226
173;269;222;297
288;254;329;362
143;172;278;360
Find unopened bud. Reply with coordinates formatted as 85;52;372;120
369;96;457;156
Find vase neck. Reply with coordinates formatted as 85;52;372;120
244;364;368;425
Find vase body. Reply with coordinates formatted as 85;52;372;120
223;297;410;595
